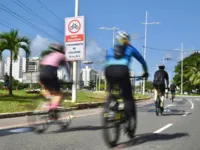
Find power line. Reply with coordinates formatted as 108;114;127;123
0;21;50;47
13;0;63;34
0;4;62;42
145;46;200;52
36;0;63;23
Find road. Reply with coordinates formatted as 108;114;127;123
0;96;200;150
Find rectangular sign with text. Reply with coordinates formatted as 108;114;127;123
65;16;85;61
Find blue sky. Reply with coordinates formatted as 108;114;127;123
0;0;200;81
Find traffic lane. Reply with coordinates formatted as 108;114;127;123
0;98;192;150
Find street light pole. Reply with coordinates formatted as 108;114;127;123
142;11;160;95
181;43;184;95
72;0;79;102
99;26;120;46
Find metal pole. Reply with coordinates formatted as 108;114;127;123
142;11;148;95
113;28;115;47
72;0;79;102
181;43;183;95
99;73;101;91
96;74;98;91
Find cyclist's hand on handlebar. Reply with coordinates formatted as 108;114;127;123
142;72;149;80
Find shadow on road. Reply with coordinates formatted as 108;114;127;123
0;127;33;137
116;132;189;149
53;125;104;133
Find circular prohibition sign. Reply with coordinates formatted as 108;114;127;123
68;19;81;34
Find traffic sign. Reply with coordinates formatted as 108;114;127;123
65;16;85;61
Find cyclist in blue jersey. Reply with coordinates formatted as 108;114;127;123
104;31;149;119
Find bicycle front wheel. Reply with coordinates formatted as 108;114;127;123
56;107;75;129
102;109;120;148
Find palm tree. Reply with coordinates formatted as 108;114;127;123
185;59;200;86
0;29;31;95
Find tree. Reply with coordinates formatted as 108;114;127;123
88;80;95;90
0;29;31;95
173;52;200;94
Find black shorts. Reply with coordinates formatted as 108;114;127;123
153;83;165;94
40;65;60;92
105;65;133;101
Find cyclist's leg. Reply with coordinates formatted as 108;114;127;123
160;84;165;107
104;66;115;107
118;67;135;118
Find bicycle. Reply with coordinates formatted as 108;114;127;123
171;91;175;102
102;76;144;148
27;84;75;133
155;87;168;116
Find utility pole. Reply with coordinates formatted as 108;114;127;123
142;11;159;95
72;0;79;102
181;43;184;95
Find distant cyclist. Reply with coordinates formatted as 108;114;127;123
153;64;169;110
40;43;71;110
104;31;149;120
170;83;176;100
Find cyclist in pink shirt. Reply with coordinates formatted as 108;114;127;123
40;43;71;110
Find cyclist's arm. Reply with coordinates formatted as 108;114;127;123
130;45;148;72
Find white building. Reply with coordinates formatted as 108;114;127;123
81;66;97;86
27;57;40;72
0;60;4;78
4;56;26;81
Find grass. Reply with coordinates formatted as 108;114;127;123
0;90;150;113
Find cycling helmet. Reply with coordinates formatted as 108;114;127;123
115;31;131;45
158;64;165;70
49;43;65;54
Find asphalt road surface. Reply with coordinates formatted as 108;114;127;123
0;96;200;150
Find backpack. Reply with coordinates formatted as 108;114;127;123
114;45;126;59
153;71;165;86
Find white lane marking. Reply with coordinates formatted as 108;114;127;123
165;104;175;108
196;99;199;101
182;112;190;116
153;123;173;133
187;99;194;109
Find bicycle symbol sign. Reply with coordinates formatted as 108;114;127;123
68;20;81;33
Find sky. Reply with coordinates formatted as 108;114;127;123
0;0;200;81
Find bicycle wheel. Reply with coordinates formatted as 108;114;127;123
155;97;160;116
126;111;137;139
56;107;75;129
102;108;120;148
27;101;51;133
28;110;50;133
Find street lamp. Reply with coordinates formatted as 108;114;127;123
142;11;160;95
99;26;120;46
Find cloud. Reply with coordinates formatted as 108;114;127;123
29;35;51;57
83;40;106;70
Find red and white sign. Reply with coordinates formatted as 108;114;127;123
65;16;85;61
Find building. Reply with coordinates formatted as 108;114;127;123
0;60;4;78
27;57;40;72
80;66;97;86
4;56;26;81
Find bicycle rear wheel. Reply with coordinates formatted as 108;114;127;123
156;95;162;116
126;111;137;139
28;110;50;133
102;108;120;148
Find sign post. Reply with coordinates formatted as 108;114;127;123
65;16;85;102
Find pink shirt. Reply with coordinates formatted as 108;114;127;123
41;52;66;67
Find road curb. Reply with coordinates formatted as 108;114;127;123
0;97;151;119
